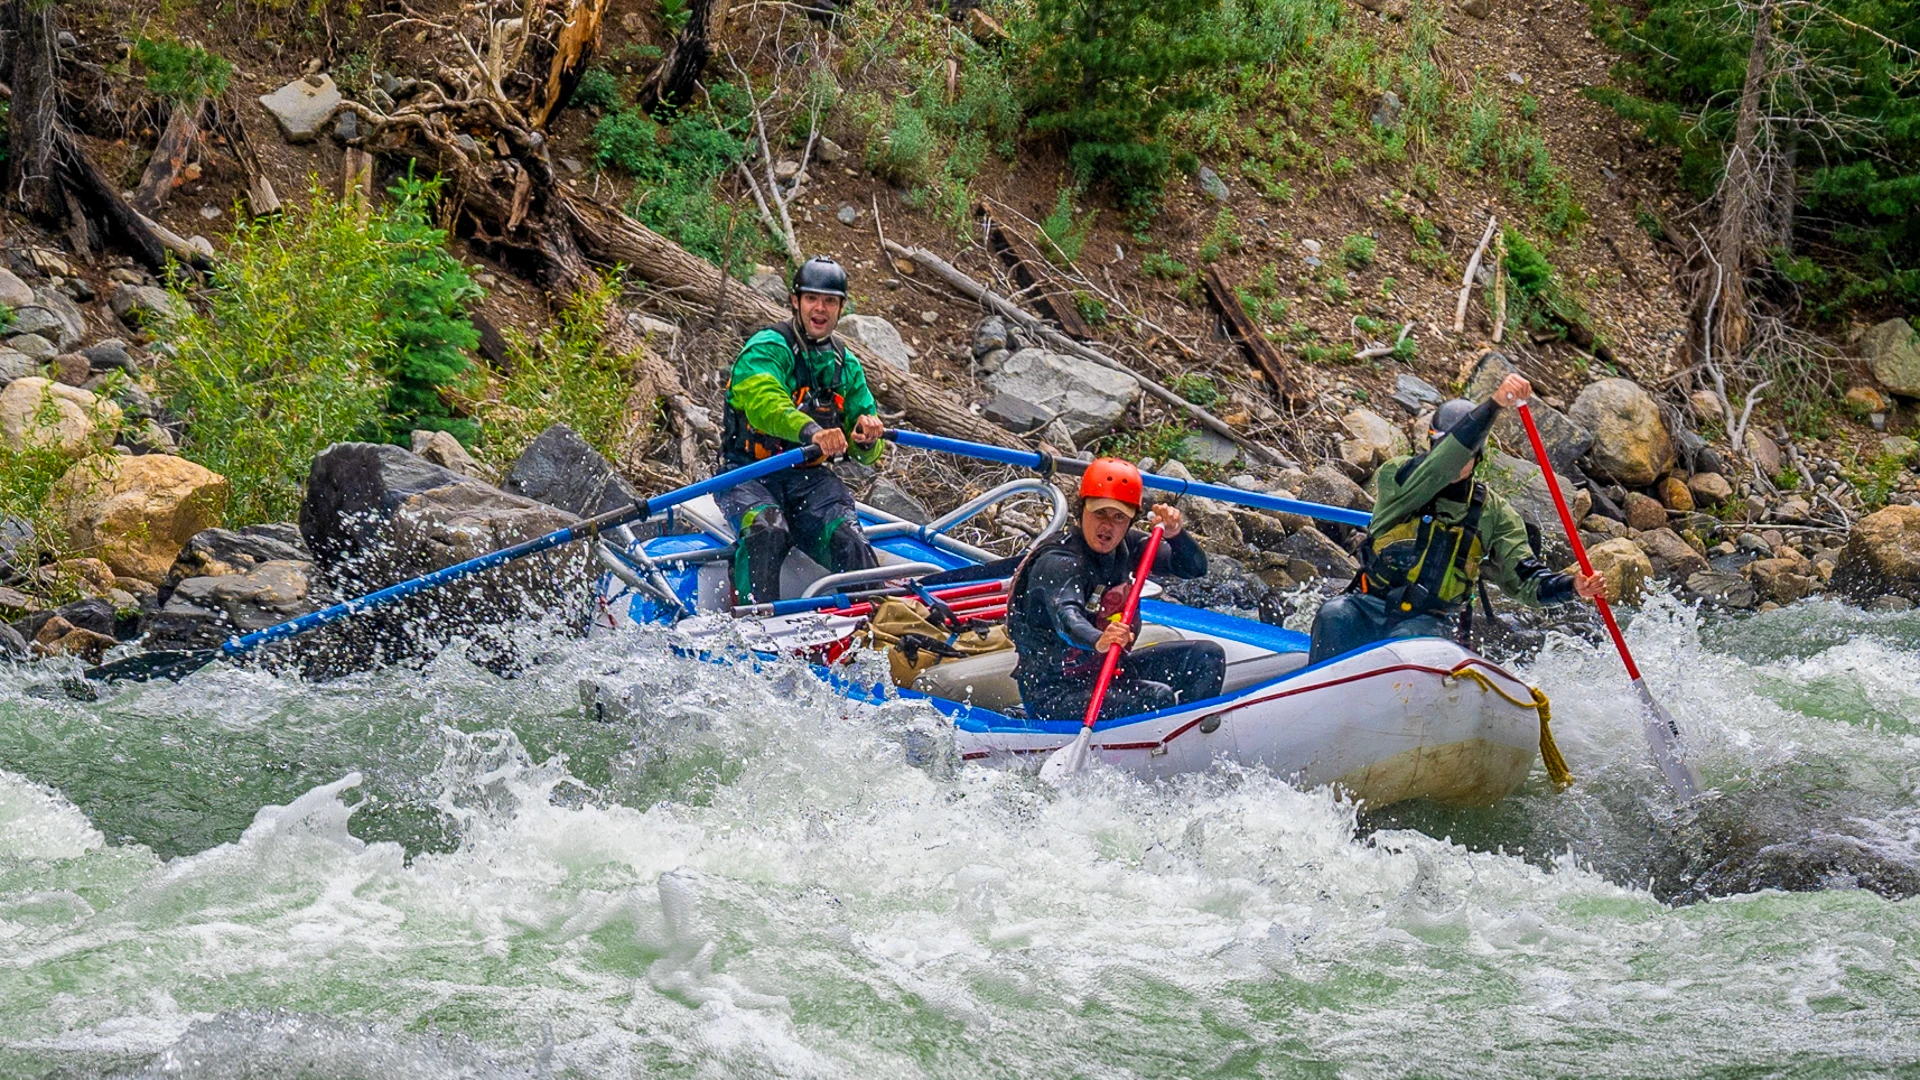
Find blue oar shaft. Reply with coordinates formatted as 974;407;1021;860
221;446;818;659
886;429;1372;528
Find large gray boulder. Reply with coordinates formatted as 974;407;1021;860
299;443;587;664
1570;378;1675;487
1863;317;1920;398
1462;352;1593;474
1479;451;1590;562
1636;527;1709;583
835;314;914;374
142;525;324;651
982;348;1138;442
31;287;86;349
502;423;644;518
259;74;342;142
1275;526;1359;579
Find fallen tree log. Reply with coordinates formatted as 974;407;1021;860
883;239;1297;468
1201;265;1293;402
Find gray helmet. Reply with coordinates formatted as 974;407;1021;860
1430;398;1475;438
792;255;849;298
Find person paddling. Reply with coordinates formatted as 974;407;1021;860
718;255;885;604
1306;373;1607;664
1007;459;1226;720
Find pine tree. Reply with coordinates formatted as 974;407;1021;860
1023;0;1231;205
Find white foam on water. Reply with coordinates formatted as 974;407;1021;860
0;609;1915;1077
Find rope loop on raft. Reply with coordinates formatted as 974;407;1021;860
1453;668;1572;790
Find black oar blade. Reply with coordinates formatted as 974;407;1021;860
83;649;220;685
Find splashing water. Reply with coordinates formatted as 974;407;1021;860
1;600;1916;1078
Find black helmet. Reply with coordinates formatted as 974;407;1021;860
1430;398;1475;438
792;256;849;298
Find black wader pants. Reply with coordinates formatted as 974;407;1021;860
1019;640;1228;722
1306;592;1453;665
717;466;878;603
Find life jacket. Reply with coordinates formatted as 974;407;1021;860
1359;482;1489;616
1008;529;1142;679
722;320;849;466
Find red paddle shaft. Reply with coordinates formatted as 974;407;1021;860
1081;525;1166;730
1514;404;1639;679
1516;403;1701;798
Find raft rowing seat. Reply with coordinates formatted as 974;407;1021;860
909;623;1310;714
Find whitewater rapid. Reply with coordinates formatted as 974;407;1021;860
1;597;1915;1078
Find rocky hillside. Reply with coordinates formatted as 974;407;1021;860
5;0;1920;665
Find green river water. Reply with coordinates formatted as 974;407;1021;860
0;596;1916;1078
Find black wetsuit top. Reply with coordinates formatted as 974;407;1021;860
1007;526;1209;683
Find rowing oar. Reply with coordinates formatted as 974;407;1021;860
1516;403;1702;800
81;445;823;687
883;429;1372;529
1038;524;1164;786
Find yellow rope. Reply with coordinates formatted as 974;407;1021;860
1454;668;1573;790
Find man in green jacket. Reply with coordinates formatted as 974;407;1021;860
1307;373;1606;664
717;255;886;603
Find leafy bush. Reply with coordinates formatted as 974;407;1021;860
1041;188;1096;265
162;184;481;525
571;66;622;110
1024;0;1233;205
131;36;231;103
660;0;693;32
1341;233;1376;269
375;174;483;443
0;395;123;599
1169;372;1220;406
1198;208;1243;263
1141;251;1191;280
1073;291;1109;325
1500;227;1587;336
477;276;637;468
593;104;753;271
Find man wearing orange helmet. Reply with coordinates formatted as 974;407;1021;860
1006;458;1227;721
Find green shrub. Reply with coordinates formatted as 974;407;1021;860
131;36;231;104
593;105;753;272
478;276;636;468
1341;233;1376;269
1198;208;1244;263
1041;188;1096;265
1500;227;1587;336
659;0;692;32
1141;251;1191;280
1169;372;1220;406
571;66;622;110
868;100;937;186
1073;291;1109;325
1024;0;1233;205
162;184;481;525
374;173;483;443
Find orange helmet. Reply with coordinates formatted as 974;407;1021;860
1079;457;1144;511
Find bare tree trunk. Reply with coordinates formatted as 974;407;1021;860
131;99;204;215
1700;0;1773;363
7;0;63;223
636;0;719;116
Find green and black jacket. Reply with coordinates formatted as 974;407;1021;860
723;320;884;467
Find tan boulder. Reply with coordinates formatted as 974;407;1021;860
50;454;230;584
1623;491;1667;533
1687;472;1733;508
1862;317;1920;397
1339;408;1409;472
1744;429;1783;477
1746;557;1817;605
1845;385;1890;415
1658;475;1695;512
1570;378;1675;486
1581;514;1630;541
411;429;496;481
1833;504;1920;601
1580;537;1653;603
0;377;120;458
1636;527;1710;582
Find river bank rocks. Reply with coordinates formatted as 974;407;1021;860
1834;504;1920;602
298;441;589;666
1570;377;1676;487
50;454;229;584
981;347;1139;443
0;378;120;457
141;525;327;651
